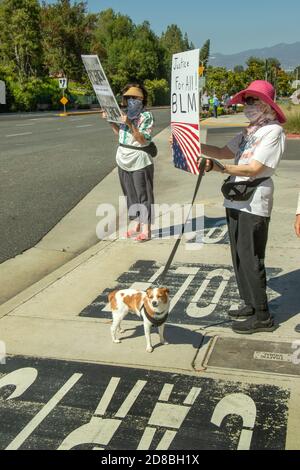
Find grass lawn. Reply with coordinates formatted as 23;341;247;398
279;103;300;134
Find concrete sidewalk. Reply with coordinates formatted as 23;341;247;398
0;114;300;450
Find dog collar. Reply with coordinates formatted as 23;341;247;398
141;306;168;327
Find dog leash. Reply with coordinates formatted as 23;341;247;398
154;157;207;287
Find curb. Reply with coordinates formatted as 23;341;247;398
57;106;171;118
57;110;101;117
286;134;300;140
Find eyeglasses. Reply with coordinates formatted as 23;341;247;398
243;96;260;106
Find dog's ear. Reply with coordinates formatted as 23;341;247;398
163;288;170;295
146;288;153;297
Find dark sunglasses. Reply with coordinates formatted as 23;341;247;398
243;96;260;105
124;96;143;100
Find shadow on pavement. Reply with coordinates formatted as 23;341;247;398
269;269;300;325
119;324;205;350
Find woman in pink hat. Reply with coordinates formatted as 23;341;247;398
201;80;286;335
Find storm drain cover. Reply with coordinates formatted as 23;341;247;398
205;337;300;376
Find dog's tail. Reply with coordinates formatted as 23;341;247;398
108;290;118;310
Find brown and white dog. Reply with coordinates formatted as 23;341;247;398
108;287;170;353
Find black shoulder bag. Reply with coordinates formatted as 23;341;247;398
119;141;158;158
221;176;270;202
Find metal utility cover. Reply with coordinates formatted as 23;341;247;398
205;337;300;376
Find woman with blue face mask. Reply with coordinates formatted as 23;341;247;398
105;83;155;242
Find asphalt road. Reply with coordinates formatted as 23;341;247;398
207;127;300;160
0;110;170;264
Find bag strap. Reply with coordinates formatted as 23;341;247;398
223;176;270;187
245;177;270;187
155;158;207;286
119;142;154;151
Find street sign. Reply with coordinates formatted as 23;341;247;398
59;78;68;89
0;80;6;104
60;96;68;106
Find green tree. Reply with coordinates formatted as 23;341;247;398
0;0;44;81
90;10;164;92
234;65;244;73
159;24;193;79
91;8;134;63
41;0;96;81
276;70;292;97
294;66;300;77
245;56;265;81
200;39;210;69
206;66;229;96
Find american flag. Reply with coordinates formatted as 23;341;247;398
171;122;201;175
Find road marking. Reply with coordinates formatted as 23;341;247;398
76;124;93;128
6;132;33;138
94;377;120;416
6;373;82;450
115;381;147;419
16;123;34;127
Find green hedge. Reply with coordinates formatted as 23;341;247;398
144;79;170;106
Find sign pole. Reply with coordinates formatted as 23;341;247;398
63;88;66;114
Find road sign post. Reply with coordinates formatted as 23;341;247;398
59;78;68;114
60;93;68;114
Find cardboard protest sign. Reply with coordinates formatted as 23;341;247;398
81;55;122;123
171;49;201;175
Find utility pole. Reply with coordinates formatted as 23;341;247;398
265;59;268;81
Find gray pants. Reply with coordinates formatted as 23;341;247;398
118;165;154;224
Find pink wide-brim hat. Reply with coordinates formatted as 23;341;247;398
230;80;286;124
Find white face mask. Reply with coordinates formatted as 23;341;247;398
244;104;264;122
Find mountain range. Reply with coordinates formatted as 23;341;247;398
209;42;300;70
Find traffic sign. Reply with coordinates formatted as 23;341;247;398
60;96;68;106
59;78;68;89
198;66;205;77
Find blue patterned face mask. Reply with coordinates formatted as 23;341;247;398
127;98;143;120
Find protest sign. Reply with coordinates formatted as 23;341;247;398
81;55;122;123
171;49;201;175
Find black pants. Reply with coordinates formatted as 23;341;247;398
118;165;154;225
226;208;270;310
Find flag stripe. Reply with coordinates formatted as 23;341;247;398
172;127;199;174
172;123;200;152
172;130;195;174
172;130;198;175
171;121;201;175
172;125;200;156
172;129;198;174
172;122;199;131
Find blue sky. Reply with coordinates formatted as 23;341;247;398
43;0;300;54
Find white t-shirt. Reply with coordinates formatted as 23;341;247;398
116;111;154;172
224;122;286;217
